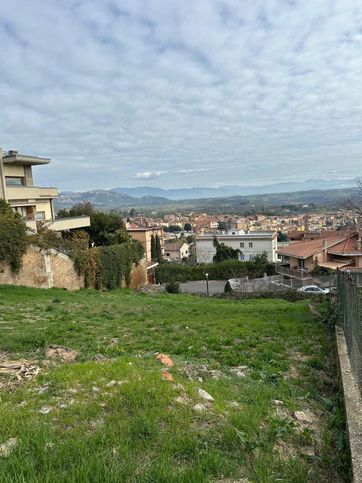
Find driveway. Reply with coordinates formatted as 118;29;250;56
179;280;226;295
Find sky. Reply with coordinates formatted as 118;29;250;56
0;0;362;191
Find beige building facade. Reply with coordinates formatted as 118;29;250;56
0;148;90;232
127;227;164;262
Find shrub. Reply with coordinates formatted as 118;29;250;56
0;202;28;273
155;257;276;284
165;281;180;294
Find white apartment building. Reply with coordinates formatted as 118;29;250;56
196;230;278;263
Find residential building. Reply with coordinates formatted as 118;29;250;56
164;241;189;261
196;231;278;263
277;229;362;280
0;148;90;232
127;227;164;262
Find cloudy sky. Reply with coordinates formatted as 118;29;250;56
0;0;362;191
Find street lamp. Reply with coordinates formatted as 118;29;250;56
205;272;209;296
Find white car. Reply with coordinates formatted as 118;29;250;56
298;285;330;295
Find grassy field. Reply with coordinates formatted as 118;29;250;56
0;286;348;482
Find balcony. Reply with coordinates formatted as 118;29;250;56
46;216;91;231
6;186;58;201
276;264;312;280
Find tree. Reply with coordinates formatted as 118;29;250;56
277;231;288;242
57;203;129;246
164;225;182;233
212;237;240;263
57;201;94;218
342;177;362;216
184;223;192;232
151;234;157;261
155;235;163;263
129;208;136;217
217;221;227;231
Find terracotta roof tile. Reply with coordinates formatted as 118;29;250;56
277;236;347;259
328;235;361;255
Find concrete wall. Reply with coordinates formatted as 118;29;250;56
0;246;84;290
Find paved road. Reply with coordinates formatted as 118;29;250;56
179;280;226;295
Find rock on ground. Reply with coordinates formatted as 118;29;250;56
0;438;17;458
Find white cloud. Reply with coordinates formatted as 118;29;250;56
134;171;165;179
0;0;362;190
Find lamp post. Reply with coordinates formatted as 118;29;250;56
205;272;209;296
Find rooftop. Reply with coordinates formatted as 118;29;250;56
3;150;51;166
277;236;348;259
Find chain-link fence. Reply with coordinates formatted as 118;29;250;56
338;270;362;394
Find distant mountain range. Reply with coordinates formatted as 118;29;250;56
109;178;356;200
55;182;355;214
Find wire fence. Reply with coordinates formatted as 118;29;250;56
338;270;362;394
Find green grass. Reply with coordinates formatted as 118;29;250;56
0;286;348;482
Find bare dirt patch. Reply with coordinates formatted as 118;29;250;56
45;346;79;362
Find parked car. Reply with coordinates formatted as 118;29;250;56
298;285;330;295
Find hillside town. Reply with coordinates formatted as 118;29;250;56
1;2;362;480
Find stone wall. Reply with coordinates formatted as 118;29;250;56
127;259;148;289
0;246;84;290
0;246;148;291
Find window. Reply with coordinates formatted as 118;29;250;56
5;177;25;186
249;242;253;248
240;242;244;248
36;211;45;220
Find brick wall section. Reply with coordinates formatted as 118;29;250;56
0;246;148;291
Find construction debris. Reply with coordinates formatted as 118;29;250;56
0;360;40;381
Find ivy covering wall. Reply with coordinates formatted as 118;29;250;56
0;200;28;273
74;240;144;290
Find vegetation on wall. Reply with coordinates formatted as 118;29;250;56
0;200;28;273
56;202;145;289
74;240;144;290
155;254;275;283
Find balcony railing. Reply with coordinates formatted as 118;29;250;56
6;186;58;200
46;216;91;231
276;265;313;280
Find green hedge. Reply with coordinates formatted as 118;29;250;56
155;259;276;283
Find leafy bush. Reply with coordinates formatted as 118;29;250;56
155;256;276;283
0;201;28;273
165;281;180;294
74;240;144;290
